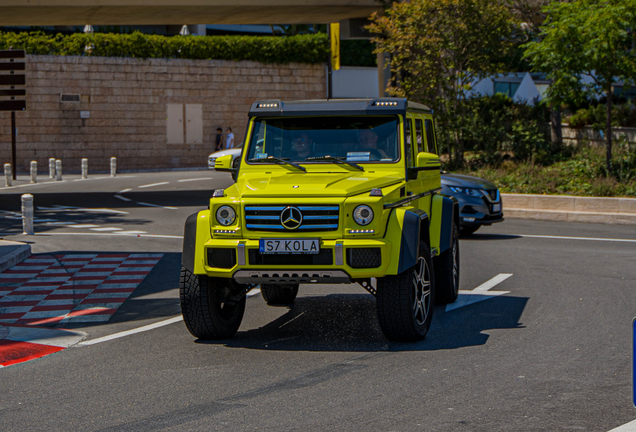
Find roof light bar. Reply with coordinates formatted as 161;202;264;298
374;101;398;106
257;103;279;108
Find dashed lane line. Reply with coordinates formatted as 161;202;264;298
118;188;132;194
138;202;178;210
514;234;636;243
177;177;213;182
138;182;169;189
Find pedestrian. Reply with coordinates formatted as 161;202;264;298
226;127;235;149
215;127;224;152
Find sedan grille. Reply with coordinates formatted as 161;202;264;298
245;205;339;232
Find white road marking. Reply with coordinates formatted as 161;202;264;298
49;205;129;215
514;234;636;243
89;227;123;232
67;224;100;228
608;419;636;431
118;230;148;235
446;273;513;312
45;222;76;225
177;177;213;182
76;316;183;346
138;182;169;189
247;288;261;297
118;188;132;194
114;195;131;202
0;232;184;239
138;202;178;210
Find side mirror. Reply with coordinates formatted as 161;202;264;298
408;152;441;180
214;154;235;173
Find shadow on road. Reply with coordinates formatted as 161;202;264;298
0;190;210;234
199;292;528;353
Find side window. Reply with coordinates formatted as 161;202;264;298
404;117;413;167
415;118;424;154
424;119;437;154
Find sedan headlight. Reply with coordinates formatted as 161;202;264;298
353;205;374;226
449;186;482;197
216;206;236;226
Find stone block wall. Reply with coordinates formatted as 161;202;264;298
0;55;326;173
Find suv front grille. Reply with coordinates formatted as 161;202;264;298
249;249;333;265
482;189;499;202
245;205;339;232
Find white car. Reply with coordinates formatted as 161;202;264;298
208;148;242;169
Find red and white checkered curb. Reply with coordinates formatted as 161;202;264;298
0;253;163;326
0;323;86;367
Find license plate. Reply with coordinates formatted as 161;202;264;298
492;204;501;212
259;239;320;254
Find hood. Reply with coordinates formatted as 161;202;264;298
441;173;497;190
236;171;403;198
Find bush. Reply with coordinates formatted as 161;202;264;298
0;31;330;64
567;103;636;129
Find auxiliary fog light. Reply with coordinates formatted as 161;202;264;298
353;205;374;226
463;217;476;222
216;206;236;226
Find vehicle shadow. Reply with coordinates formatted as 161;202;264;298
199;292;528;353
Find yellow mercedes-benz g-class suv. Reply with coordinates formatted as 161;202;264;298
181;98;460;342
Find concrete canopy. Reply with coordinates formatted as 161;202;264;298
0;0;381;26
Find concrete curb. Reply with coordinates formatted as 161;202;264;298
502;193;636;225
0;240;32;273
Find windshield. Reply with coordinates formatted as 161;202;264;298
246;116;400;164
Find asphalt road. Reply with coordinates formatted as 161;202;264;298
1;170;636;431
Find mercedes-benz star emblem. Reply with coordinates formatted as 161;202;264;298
280;206;303;230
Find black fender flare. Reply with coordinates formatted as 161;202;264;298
397;209;430;274
182;212;199;273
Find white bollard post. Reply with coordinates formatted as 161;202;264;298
22;194;34;235
55;159;62;181
110;157;117;177
49;158;55;179
4;163;11;187
30;161;37;184
81;158;88;179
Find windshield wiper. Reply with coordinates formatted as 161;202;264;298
305;156;364;171
247;156;306;172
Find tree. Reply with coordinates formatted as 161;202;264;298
524;0;636;173
367;0;518;166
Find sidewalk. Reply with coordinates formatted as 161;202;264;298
503;194;636;225
0;240;31;273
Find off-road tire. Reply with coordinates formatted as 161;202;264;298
459;225;479;237
376;241;435;342
232;157;240;169
261;284;299;305
180;266;246;340
434;223;460;304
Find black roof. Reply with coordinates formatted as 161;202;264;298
248;98;431;117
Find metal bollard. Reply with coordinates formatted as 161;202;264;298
110;157;117;177
30;161;37;184
22;194;34;235
55;159;62;181
4;163;11;187
81;158;88;179
49;158;55;178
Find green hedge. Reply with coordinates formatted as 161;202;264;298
0;31;330;64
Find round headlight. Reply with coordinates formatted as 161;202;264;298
353;205;374;226
216;206;236;226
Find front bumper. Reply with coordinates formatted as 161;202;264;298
201;237;394;283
